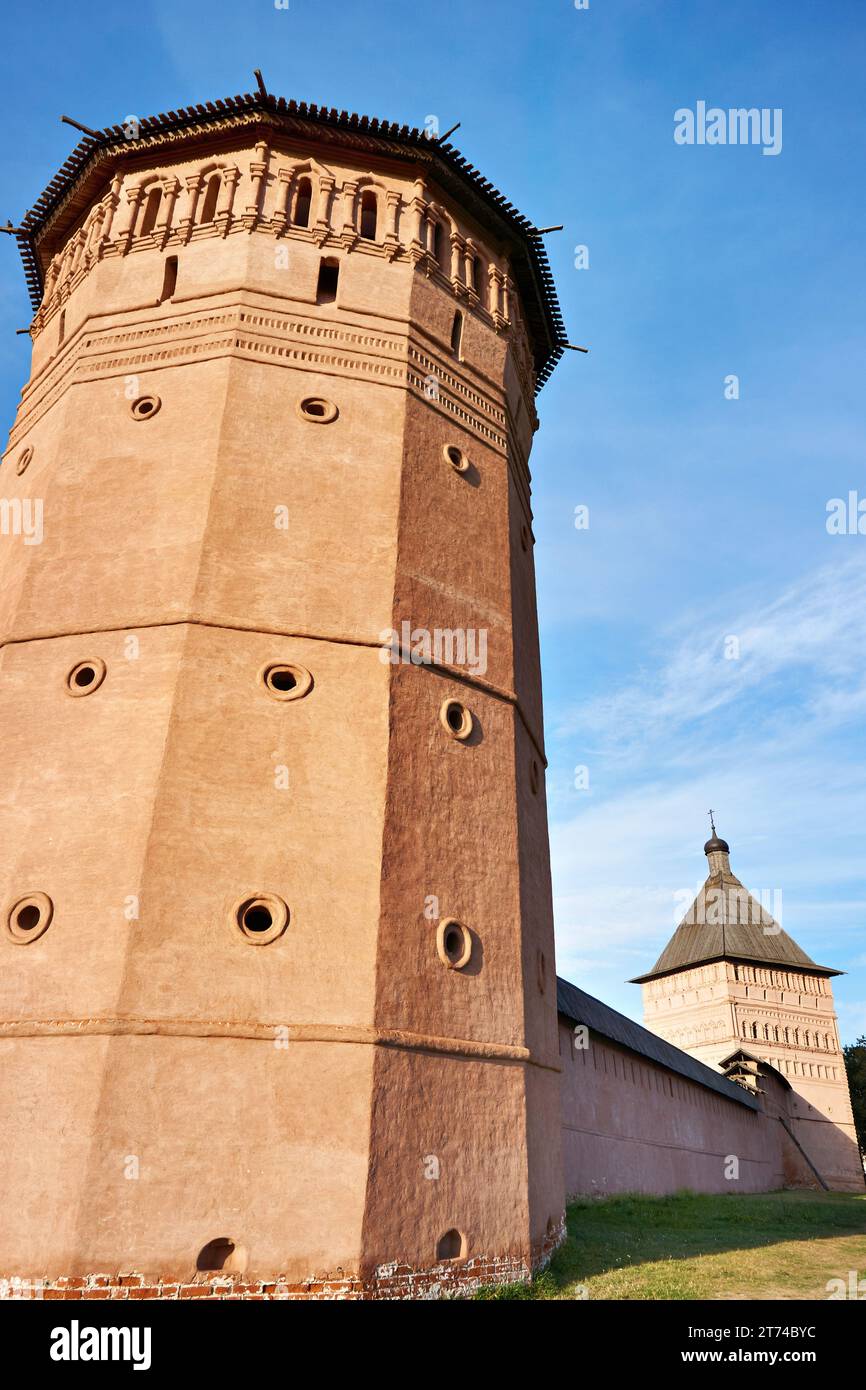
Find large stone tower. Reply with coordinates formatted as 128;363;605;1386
0;88;566;1296
634;829;863;1192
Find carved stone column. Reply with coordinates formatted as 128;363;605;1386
340;179;359;248
272;169;292;233
215;166;239;238
383;189;401;260
67;228;87;280
157;176;181;247
501;270;513;324
118;182;144;254
312;174;335;245
245;141;270;230
407;181;428;264
82;208;103;267
95;175;123;258
450;231;466;294
464;241;478;304
177;174;202;244
487;263;501;318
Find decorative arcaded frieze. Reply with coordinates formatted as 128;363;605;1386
30;147;528;375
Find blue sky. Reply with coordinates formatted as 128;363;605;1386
1;1;864;1039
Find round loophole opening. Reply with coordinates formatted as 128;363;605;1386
16;446;33;476
234;894;289;946
443;444;469;474
437;917;472;971
440;698;473;741
66;657;106;698
260;663;313;703
297;396;338;424
243;904;273;933
130;395;162;422
4;892;53;945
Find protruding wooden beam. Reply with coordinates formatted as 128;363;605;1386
60;114;102;139
436;121;461;144
253;69;268;100
563;343;589;354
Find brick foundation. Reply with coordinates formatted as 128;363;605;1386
2;1224;564;1302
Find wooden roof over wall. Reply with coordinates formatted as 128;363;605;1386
557;975;759;1110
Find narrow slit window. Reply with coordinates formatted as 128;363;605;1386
199;173;221;225
293;177;312;228
359;190;378;240
140;187;162;237
431;221;443;268
160;256;178;303
450;310;463;358
316;258;339;304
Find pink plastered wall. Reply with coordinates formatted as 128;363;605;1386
558;1019;815;1196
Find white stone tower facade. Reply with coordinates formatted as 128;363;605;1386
634;830;863;1191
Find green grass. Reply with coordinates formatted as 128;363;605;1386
475;1190;866;1300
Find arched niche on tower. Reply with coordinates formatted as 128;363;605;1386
348;174;398;247
423;199;457;275
116;168;177;248
183;161;241;234
271;156;335;236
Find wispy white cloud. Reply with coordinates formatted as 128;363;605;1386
555;554;866;753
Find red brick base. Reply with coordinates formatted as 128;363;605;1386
3;1222;565;1302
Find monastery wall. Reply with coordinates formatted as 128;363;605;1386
558;1018;817;1197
